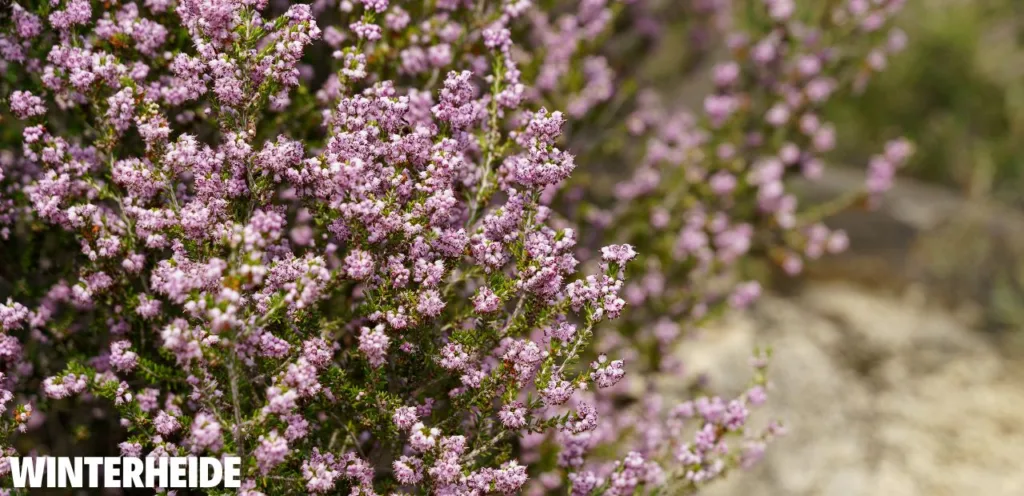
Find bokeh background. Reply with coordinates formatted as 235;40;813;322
674;0;1024;494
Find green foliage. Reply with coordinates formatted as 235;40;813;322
829;0;1024;204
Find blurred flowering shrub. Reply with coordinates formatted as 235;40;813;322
0;0;908;494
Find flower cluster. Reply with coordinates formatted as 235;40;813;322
0;0;906;494
564;0;912;401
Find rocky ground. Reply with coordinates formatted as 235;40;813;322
679;171;1024;495
684;282;1024;496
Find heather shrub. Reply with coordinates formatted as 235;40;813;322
0;1;907;494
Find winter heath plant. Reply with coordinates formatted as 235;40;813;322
0;0;907;494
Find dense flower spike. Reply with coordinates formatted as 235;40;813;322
0;0;907;494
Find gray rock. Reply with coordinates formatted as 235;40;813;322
681;282;1024;496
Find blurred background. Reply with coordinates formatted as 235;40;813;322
681;0;1024;494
